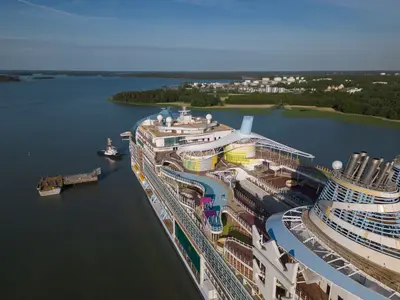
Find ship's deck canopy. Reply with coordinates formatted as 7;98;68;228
177;116;315;159
266;207;400;300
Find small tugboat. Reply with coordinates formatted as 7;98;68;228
97;138;122;160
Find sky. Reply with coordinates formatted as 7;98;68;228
0;0;400;71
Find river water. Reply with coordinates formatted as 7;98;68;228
0;77;399;300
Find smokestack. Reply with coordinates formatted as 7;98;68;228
343;152;360;178
355;155;369;182
385;169;395;185
351;152;367;177
374;162;391;187
362;158;381;185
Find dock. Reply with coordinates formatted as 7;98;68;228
37;168;101;196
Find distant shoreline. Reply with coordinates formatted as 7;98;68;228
110;100;400;128
282;105;400;128
109;99;274;114
3;70;400;80
284;105;400;123
0;75;20;82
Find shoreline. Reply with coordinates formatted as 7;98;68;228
284;105;400;124
109;99;274;111
283;106;400;129
109;99;400;128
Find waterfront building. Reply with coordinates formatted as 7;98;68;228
129;107;400;300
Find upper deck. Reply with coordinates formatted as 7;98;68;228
136;106;232;140
139;120;232;138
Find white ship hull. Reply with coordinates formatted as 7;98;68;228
130;150;210;300
38;187;61;196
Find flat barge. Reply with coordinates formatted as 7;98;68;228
37;167;101;196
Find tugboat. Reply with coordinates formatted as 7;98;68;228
97;138;123;160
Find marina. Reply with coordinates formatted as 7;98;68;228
37;168;101;196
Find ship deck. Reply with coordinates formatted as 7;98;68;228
38;175;63;191
251;169;319;203
140;122;232;137
302;210;400;294
225;239;253;265
267;211;391;300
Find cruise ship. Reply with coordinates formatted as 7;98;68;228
129;107;400;300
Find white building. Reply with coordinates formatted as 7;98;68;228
347;88;363;94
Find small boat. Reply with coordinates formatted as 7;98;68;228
97;138;123;160
120;131;131;140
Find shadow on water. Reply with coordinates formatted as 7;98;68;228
99;166;121;180
61;180;100;193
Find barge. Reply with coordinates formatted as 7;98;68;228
37;168;101;196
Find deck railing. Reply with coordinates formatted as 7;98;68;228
222;206;252;234
143;163;252;300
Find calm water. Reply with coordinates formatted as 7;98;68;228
0;77;399;300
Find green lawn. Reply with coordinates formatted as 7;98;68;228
282;108;400;129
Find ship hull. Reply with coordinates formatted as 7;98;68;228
37;187;61;196
130;154;208;300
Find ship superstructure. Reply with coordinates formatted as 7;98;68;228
129;107;400;300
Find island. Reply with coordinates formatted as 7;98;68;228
0;75;20;82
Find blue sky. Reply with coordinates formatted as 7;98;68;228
0;0;399;71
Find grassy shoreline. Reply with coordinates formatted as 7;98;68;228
109;99;274;114
282;107;400;129
109;99;400;128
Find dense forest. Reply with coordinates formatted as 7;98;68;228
111;88;220;107
226;80;400;120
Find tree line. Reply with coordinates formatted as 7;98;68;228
225;85;400;120
110;88;220;107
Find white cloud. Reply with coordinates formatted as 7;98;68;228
16;0;115;20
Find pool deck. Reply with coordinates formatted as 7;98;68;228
167;170;232;209
163;169;235;231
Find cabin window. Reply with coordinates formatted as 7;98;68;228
326;284;331;295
